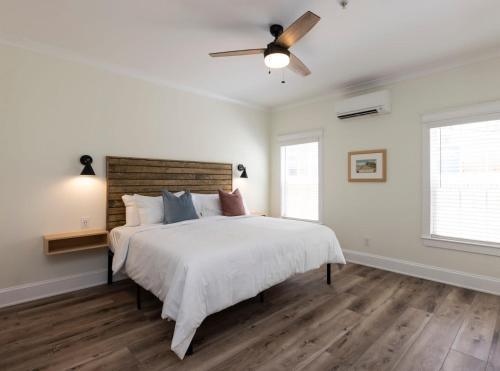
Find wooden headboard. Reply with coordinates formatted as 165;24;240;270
106;156;233;230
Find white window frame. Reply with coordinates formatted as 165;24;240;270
278;129;323;223
421;100;500;256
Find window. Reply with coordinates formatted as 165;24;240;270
422;101;500;255
279;130;322;222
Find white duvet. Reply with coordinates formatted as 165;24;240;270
110;215;345;359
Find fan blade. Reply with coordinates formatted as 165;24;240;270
288;53;311;76
276;11;320;48
209;49;265;57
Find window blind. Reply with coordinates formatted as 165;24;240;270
281;141;319;221
429;119;500;244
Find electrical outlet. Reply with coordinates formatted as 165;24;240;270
80;217;90;229
364;237;371;247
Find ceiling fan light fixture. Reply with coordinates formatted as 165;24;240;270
264;44;290;69
264;53;290;69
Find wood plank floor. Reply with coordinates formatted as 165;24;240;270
1;263;499;371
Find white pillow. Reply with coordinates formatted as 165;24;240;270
191;193;222;217
122;195;140;227
242;198;250;215
134;194;164;225
134;192;184;225
190;192;251;217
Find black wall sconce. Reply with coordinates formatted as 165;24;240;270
80;155;96;176
237;164;248;178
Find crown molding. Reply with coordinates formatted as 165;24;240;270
272;48;500;113
0;33;269;112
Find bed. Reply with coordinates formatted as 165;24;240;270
106;156;346;359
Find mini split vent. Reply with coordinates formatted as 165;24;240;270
337;109;379;119
335;90;391;120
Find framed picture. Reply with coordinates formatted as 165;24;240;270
348;149;387;182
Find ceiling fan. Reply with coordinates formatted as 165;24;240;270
209;11;320;76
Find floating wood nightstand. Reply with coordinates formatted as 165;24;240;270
43;229;108;255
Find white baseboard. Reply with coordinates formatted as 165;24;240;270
0;270;126;309
343;249;500;296
2;250;498;309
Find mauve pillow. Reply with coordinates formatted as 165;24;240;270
218;189;246;216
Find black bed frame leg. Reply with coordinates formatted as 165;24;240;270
327;263;331;285
136;284;142;310
107;250;114;285
186;342;194;356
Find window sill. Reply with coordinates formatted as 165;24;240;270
281;216;321;224
421;235;500;257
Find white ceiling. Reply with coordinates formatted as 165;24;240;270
1;0;500;109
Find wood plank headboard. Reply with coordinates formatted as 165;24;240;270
106;156;233;230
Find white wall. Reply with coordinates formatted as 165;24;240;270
3;39;500;303
270;56;500;280
0;44;270;291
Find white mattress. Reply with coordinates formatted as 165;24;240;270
110;215;345;359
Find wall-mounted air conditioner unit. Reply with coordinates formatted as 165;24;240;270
335;90;391;120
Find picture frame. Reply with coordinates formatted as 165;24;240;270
348;149;387;182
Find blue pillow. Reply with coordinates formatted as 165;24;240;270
162;190;199;224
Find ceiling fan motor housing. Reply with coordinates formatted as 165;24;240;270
264;43;290;58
